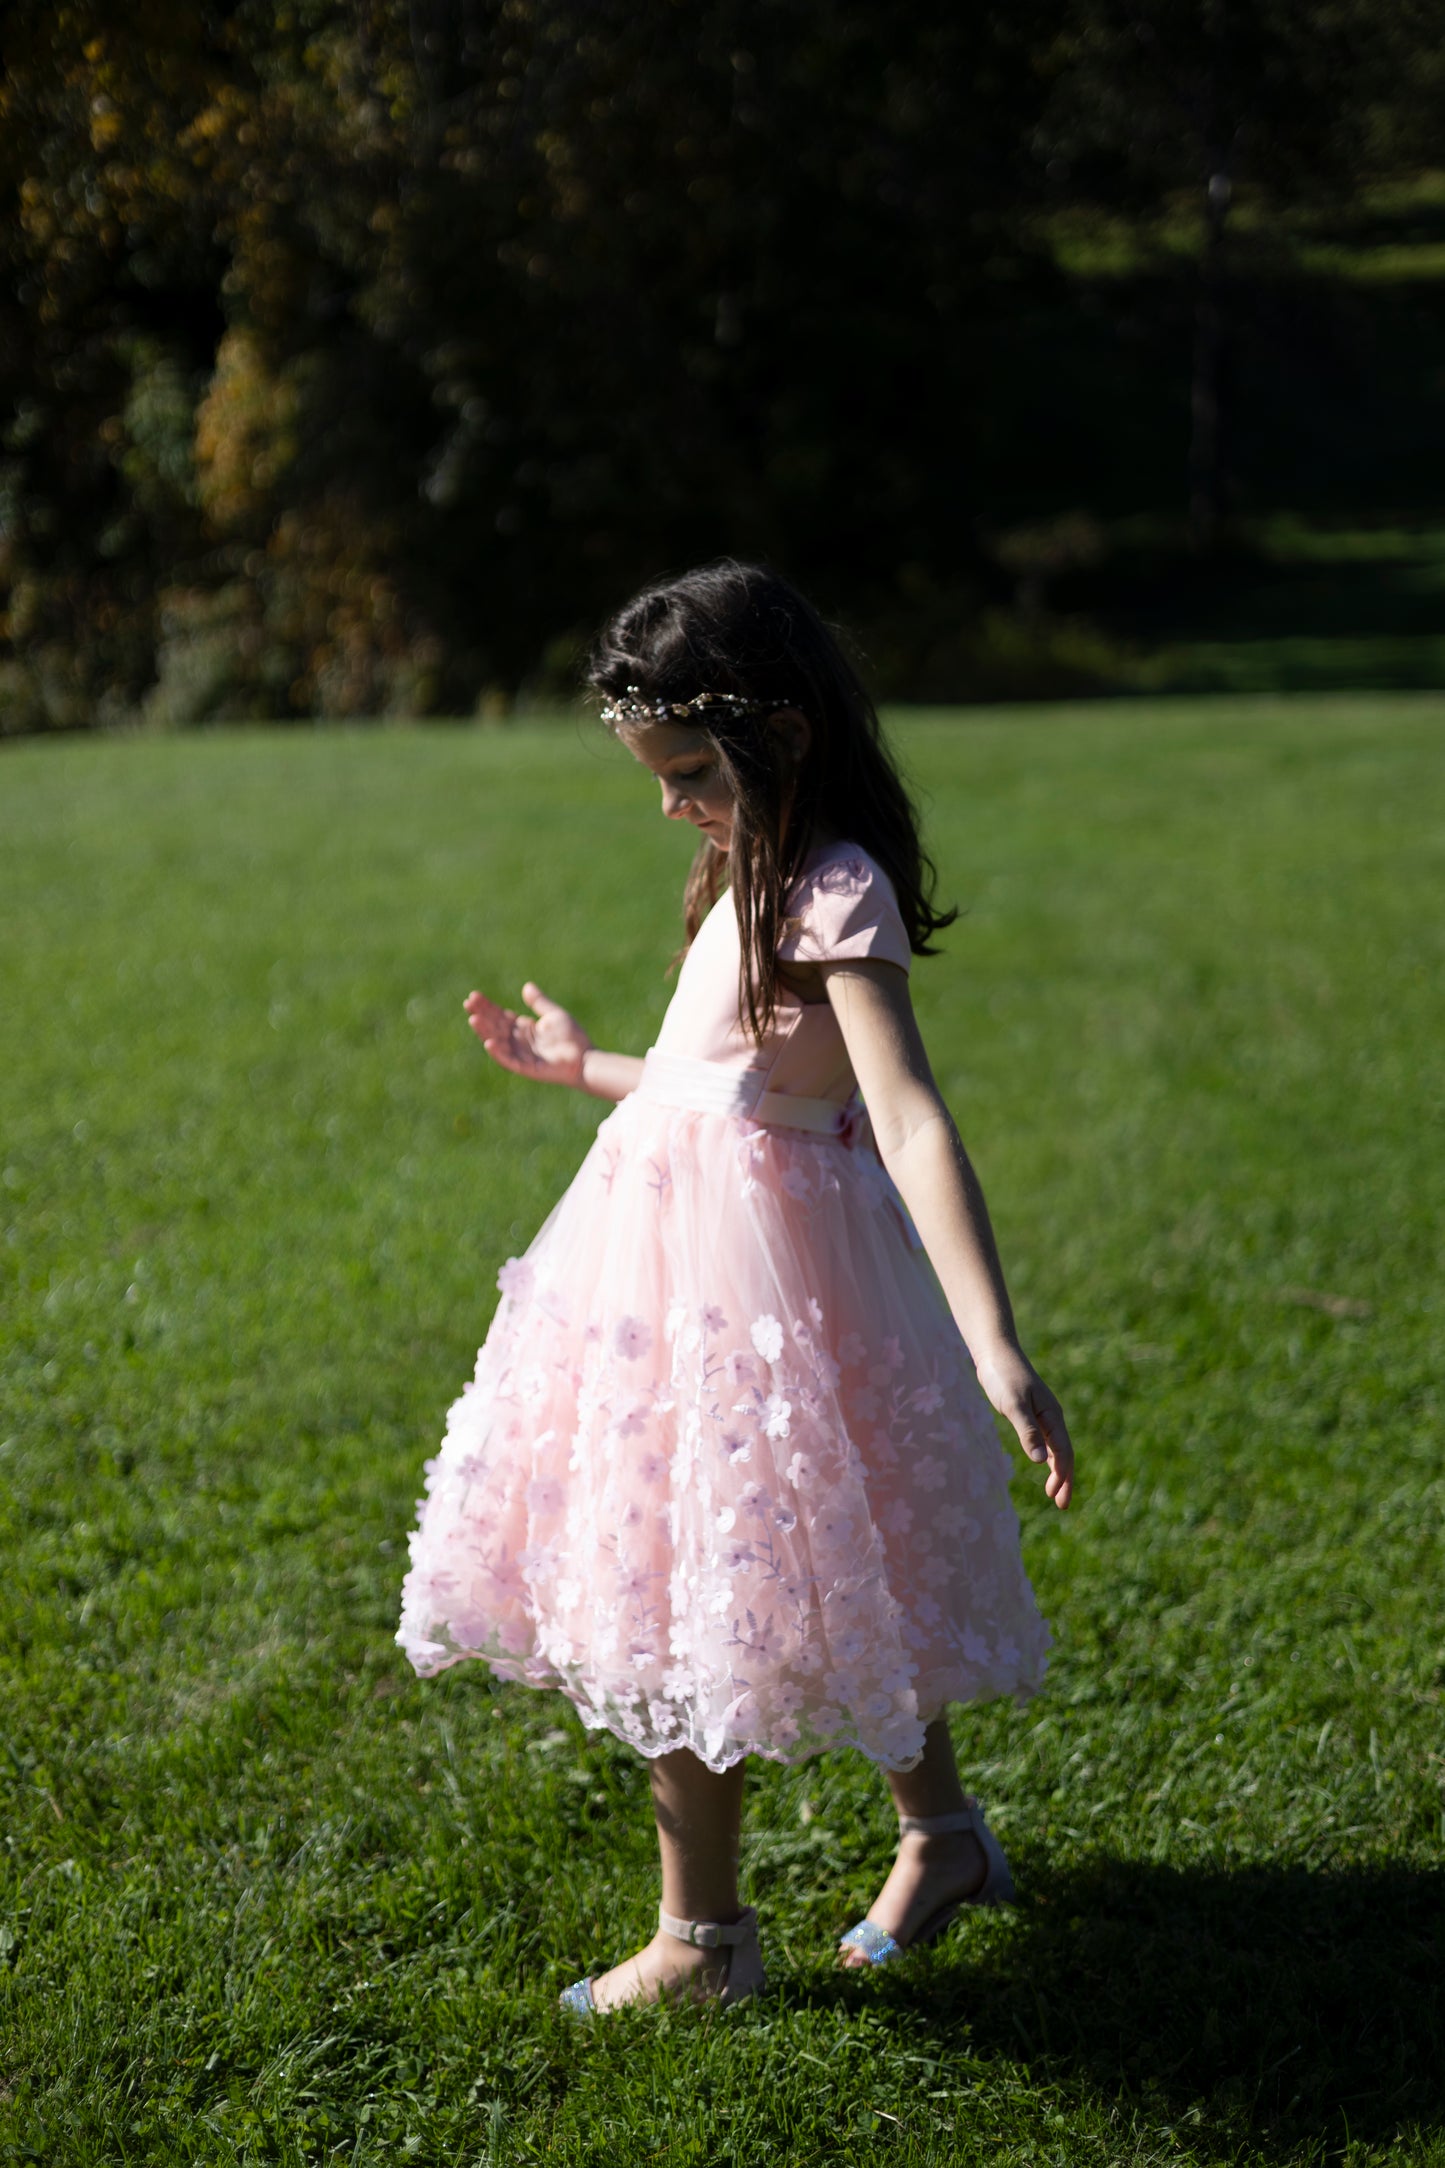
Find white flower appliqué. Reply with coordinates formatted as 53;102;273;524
750;1314;785;1365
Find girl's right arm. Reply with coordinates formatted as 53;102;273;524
463;983;644;1102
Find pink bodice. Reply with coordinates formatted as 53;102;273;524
651;842;912;1106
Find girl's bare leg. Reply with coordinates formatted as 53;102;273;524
837;1715;987;1967
589;1749;748;2008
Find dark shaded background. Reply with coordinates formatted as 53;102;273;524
3;0;1444;727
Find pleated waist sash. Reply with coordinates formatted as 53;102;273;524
635;1048;862;1142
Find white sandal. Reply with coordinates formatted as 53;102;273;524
838;1798;1015;1967
560;1902;766;2013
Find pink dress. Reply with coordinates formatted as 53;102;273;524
397;841;1051;1771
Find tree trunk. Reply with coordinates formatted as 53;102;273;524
1189;167;1231;552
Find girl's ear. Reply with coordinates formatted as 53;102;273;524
767;707;811;767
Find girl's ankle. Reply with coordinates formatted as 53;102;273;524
659;1903;745;1930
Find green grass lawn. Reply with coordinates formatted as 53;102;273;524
2;699;1442;2166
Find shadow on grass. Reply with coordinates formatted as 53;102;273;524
824;1858;1445;2157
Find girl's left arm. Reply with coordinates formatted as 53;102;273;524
825;959;1075;1510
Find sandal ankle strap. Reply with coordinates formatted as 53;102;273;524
658;1903;757;1950
898;1802;982;1837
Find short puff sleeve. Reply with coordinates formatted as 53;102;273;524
777;849;912;974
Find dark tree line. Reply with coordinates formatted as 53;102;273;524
1;0;1440;727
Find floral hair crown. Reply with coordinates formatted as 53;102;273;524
598;685;785;729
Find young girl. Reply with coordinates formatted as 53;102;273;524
397;561;1074;2010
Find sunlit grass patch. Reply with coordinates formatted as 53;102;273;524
1;701;1441;2164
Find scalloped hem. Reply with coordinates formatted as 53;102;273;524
395;1630;1047;1775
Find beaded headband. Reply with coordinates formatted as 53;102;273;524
598;685;785;729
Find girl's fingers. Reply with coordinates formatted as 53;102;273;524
469;989;566;1079
1040;1409;1076;1511
465;993;510;1034
471;984;585;1085
469;998;548;1072
1016;1414;1048;1463
483;1035;535;1077
1009;1388;1075;1509
1011;1388;1052;1462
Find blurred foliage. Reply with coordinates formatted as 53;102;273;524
1;0;1443;728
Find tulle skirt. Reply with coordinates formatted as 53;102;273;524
396;1059;1051;1772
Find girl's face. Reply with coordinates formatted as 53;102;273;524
621;720;736;850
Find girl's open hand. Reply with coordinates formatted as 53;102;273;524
464;982;594;1089
973;1348;1075;1510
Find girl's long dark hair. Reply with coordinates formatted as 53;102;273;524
587;560;955;1042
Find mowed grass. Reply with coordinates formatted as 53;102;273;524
1;699;1442;2167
